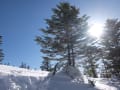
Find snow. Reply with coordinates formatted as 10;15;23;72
0;65;119;90
95;78;120;90
88;78;120;90
0;65;49;90
0;65;48;77
47;71;96;90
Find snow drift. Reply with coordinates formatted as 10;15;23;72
0;65;119;90
0;65;96;90
0;65;49;90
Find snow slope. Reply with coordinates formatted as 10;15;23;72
0;65;49;90
0;65;119;90
87;77;120;90
47;72;96;90
94;78;120;90
0;65;97;90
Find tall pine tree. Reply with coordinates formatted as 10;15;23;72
102;19;120;77
35;2;88;68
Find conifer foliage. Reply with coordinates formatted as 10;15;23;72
102;19;120;77
35;2;88;69
40;57;52;71
0;36;4;63
19;62;30;69
82;46;99;78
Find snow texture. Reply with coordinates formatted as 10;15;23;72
0;65;49;90
0;65;119;90
87;77;120;90
47;71;96;90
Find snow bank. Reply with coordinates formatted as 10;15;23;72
63;66;82;79
0;65;48;77
46;66;97;90
90;78;120;90
0;65;49;90
95;81;118;90
0;65;97;90
0;65;119;90
47;71;96;90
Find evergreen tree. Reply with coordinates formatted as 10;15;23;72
27;65;30;69
0;36;4;63
35;2;88;67
40;57;52;71
19;62;30;69
82;46;99;78
102;19;120;77
19;62;26;68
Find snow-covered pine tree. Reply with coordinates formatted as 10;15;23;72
35;2;88;68
102;19;120;77
82;46;99;78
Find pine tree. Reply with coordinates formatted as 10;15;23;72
40;57;52;71
82;46;99;77
35;2;88;68
19;62;26;68
19;62;30;69
102;19;120;77
0;36;4;63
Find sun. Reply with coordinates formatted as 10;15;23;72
88;23;103;39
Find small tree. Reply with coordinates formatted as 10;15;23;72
19;62;26;68
0;36;4;63
27;65;30;69
19;62;30;69
40;57;52;71
82;46;99;78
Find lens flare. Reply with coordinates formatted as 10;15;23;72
88;23;103;39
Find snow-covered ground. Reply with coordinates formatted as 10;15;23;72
94;78;120;90
85;76;120;90
0;65;49;90
0;65;119;90
47;71;96;90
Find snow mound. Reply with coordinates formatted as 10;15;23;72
47;71;96;90
63;66;82;79
0;65;97;90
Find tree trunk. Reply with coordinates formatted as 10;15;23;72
65;26;71;66
91;65;97;78
53;63;59;75
71;44;75;67
67;43;71;65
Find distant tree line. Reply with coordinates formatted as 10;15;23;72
19;62;30;69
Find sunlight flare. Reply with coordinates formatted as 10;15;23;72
88;23;103;39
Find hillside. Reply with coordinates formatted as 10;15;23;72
0;65;119;90
0;65;95;90
0;65;49;90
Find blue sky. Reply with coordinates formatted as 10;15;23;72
0;0;120;69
